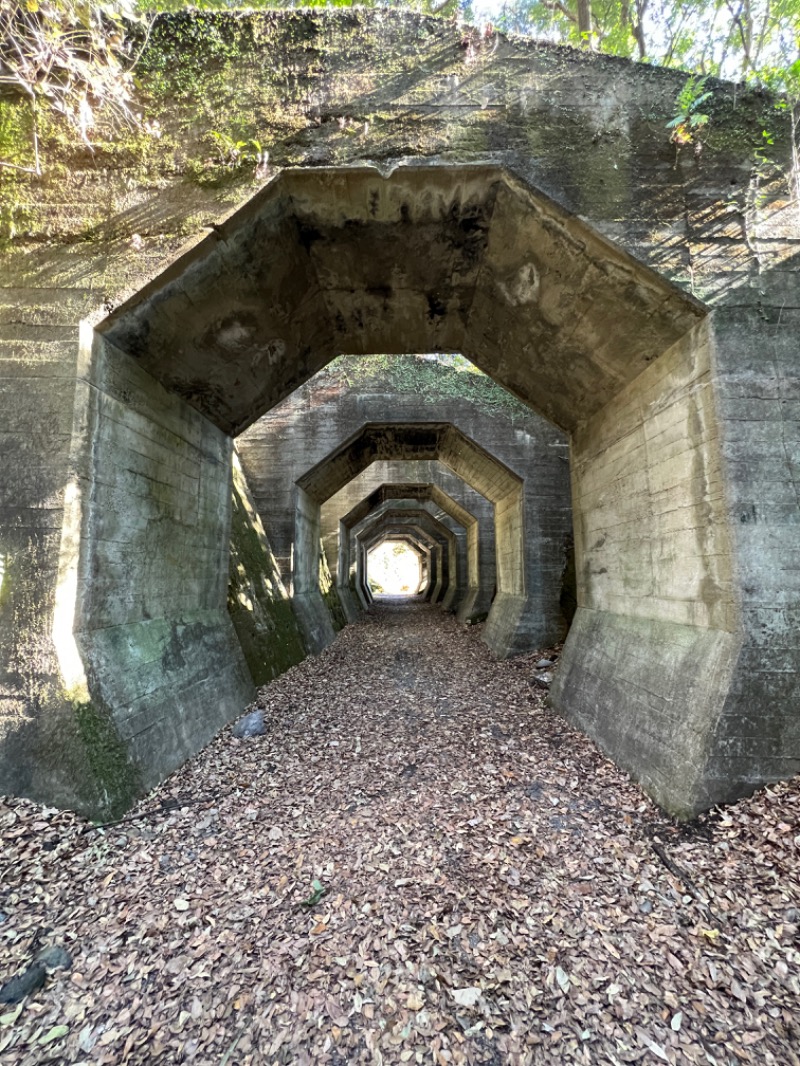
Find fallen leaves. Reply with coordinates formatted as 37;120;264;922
37;1025;68;1046
0;601;798;1064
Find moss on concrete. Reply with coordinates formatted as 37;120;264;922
330;355;534;424
227;454;307;685
319;544;347;632
0;8;790;287
73;698;142;821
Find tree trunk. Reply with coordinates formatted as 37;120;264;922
633;0;648;59
577;0;592;43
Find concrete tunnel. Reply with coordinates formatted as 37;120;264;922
19;161;795;819
363;534;428;600
338;483;488;624
356;508;460;611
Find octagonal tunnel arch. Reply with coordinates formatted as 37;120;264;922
365;537;427;600
321;462;497;627
292;422;524;656
57;161;765;817
360;514;454;608
338;483;484;624
362;526;445;604
354;505;461;612
352;505;457;611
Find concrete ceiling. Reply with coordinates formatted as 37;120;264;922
296;422;521;506
98;165;706;436
342;483;476;533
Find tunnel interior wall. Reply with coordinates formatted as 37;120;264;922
68;334;254;794
354;499;466;610
228;451;308;686
706;305;800;804
342;483;482;619
551;320;740;814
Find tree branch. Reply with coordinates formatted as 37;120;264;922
541;0;578;23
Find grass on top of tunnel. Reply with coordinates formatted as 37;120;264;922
0;602;799;1065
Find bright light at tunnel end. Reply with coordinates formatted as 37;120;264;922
368;542;421;596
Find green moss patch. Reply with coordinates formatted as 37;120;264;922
228;456;307;685
74;699;142;821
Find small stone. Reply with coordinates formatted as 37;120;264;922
231;709;267;739
535;658;555;669
639;899;653;915
35;946;72;971
0;962;46;1005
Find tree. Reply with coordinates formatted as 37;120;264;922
495;0;800;83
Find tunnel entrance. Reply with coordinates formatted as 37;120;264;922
336;479;486;624
61;162;751;817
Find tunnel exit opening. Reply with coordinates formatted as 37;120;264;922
367;540;423;597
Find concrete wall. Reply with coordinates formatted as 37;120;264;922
552;321;739;811
65;331;254;795
1;10;798;816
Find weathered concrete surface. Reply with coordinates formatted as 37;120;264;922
228;452;307;685
99;166;704;436
1;10;798;816
63;330;255;797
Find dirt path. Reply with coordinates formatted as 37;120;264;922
1;601;798;1064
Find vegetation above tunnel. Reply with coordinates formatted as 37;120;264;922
1;1;795;206
325;355;534;425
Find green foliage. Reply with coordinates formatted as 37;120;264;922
330;354;531;424
141;0;460;13
300;879;326;908
74;699;142;820
496;0;800;89
667;74;712;144
208;130;266;169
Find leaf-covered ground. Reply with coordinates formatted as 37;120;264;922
1;600;799;1065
